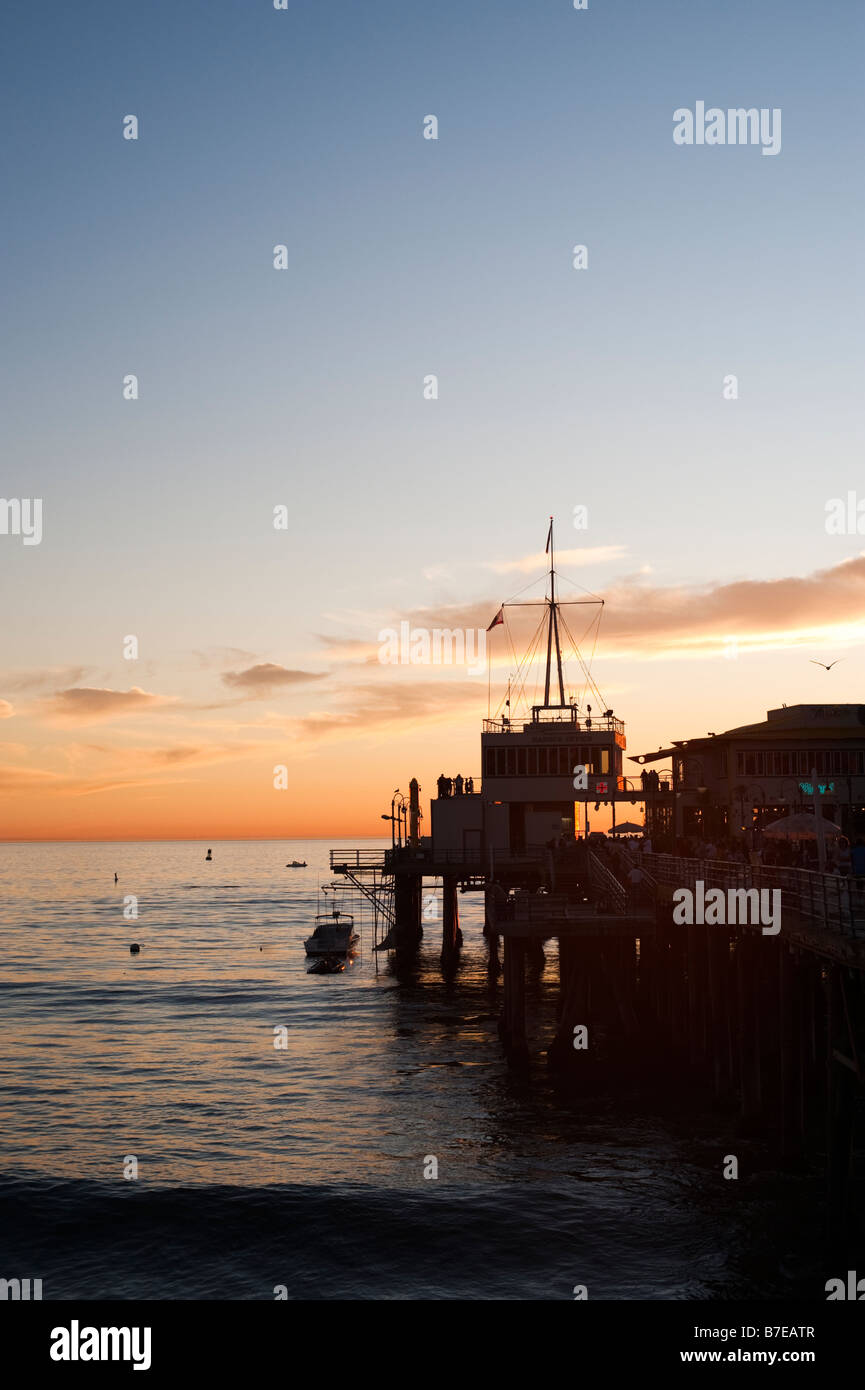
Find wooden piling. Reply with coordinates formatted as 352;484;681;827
501;935;529;1068
441;875;460;959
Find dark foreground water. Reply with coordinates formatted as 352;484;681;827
0;840;828;1299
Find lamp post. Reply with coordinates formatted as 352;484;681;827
381;790;408;851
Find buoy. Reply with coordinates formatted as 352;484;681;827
205;848;212;861
130;943;140;954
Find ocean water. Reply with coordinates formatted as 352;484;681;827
0;839;826;1299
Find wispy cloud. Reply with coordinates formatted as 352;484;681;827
222;663;327;695
0;739;252;798
296;678;483;740
42;687;179;724
392;554;865;661
0;666;92;693
0;700;14;719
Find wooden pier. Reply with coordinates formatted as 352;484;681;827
330;840;865;1239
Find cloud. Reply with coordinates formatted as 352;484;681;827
296;678;483;740
222;663;327;695
597;553;865;655
0;666;92;693
42;686;178;724
387;554;865;661
122;742;251;770
0;739;252;798
0;700;14;718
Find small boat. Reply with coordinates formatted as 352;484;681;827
304;908;358;961
307;955;347;975
286;860;307;868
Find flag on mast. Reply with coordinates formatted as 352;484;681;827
545;517;553;554
487;607;504;632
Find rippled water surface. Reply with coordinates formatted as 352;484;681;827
0;840;825;1298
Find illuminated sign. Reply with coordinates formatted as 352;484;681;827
595;780;608;794
799;781;834;796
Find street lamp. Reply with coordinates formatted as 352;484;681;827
381;790;409;850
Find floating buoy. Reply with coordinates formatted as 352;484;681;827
205;848;212;861
130;943;140;954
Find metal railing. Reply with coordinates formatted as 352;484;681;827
644;853;865;939
513;894;592;925
587;850;628;912
390;846;548;869
331;845;552;874
484;713;624;735
330;849;390;869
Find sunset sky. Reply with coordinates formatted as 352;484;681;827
1;0;863;839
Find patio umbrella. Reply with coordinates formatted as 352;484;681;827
763;811;842;840
610;821;644;835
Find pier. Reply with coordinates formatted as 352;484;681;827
330;837;865;1238
330;523;865;1241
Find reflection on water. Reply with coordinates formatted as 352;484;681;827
0;840;826;1298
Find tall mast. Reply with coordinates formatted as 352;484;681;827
543;517;566;706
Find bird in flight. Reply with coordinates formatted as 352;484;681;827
810;659;843;670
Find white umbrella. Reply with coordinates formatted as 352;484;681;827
763;811;842;840
610;821;644;835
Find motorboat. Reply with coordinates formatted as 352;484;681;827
304;908;358;961
286;860;308;867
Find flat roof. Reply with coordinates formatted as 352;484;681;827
631;705;865;764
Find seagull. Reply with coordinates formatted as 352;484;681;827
810;659;843;671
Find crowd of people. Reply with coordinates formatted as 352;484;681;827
436;773;474;797
591;828;865;878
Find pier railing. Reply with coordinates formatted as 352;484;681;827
390;846;549;872
329;845;551;874
644;853;865;939
484;712;624;735
329;849;391;870
587;850;628;913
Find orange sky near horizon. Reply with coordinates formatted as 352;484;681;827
3;547;865;842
